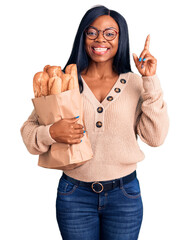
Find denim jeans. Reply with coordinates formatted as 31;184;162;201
56;172;143;240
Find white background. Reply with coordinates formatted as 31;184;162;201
1;0;189;239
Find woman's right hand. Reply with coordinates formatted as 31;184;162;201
49;117;85;144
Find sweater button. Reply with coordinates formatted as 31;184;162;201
107;96;113;101
96;121;102;128
120;79;126;84
114;87;121;93
97;107;103;113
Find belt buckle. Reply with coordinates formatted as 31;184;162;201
91;181;104;193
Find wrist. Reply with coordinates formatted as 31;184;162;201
49;124;56;140
142;72;157;77
141;74;161;92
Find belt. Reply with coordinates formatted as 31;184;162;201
61;170;136;194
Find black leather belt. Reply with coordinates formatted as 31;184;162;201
61;170;136;193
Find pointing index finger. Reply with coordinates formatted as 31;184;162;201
144;34;150;50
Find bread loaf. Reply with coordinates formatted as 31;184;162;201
65;64;79;90
44;65;63;78
33;71;49;97
61;74;72;92
33;64;79;97
43;65;51;73
48;76;62;95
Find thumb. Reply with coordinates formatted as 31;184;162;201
132;53;138;66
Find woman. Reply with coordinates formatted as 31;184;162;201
20;5;169;240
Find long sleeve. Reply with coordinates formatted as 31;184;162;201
20;109;56;155
135;74;169;147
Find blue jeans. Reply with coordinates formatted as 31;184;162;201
56;172;143;240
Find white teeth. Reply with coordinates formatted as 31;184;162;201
93;48;108;52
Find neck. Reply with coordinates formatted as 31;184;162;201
81;59;118;79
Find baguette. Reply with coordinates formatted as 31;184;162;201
44;65;63;78
33;64;79;97
67;76;75;90
33;71;49;97
65;64;79;90
48;76;62;95
60;74;72;92
43;65;51;73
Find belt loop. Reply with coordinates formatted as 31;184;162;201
75;181;80;187
119;178;123;188
112;180;116;188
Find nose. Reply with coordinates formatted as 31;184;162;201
95;30;106;42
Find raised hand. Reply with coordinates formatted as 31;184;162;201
132;34;157;77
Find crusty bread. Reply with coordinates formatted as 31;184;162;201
60;74;72;92
67;76;75;90
48;76;62;95
65;64;79;90
43;65;51;73
44;65;63;78
33;64;79;97
33;71;49;97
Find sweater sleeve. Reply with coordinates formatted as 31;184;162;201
20;109;56;155
135;74;169;147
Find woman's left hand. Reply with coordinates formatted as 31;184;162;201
132;34;157;77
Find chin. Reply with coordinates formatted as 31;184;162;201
88;53;115;64
91;57;111;63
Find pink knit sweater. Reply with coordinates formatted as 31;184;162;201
20;72;169;181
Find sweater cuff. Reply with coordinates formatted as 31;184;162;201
38;124;57;146
142;74;161;92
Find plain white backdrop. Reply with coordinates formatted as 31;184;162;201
1;0;190;239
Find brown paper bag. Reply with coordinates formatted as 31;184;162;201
32;88;93;170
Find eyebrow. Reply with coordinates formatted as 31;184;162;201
89;25;118;31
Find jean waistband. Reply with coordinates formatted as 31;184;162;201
61;171;137;193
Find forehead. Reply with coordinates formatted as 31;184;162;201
89;15;119;30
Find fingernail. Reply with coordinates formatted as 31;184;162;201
75;116;79;118
139;57;142;62
83;130;86;133
143;58;146;61
81;140;82;142
141;64;144;68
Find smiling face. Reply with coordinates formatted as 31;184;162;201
84;15;119;64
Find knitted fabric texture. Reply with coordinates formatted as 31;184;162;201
20;72;169;182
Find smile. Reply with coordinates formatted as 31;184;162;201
91;47;110;55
